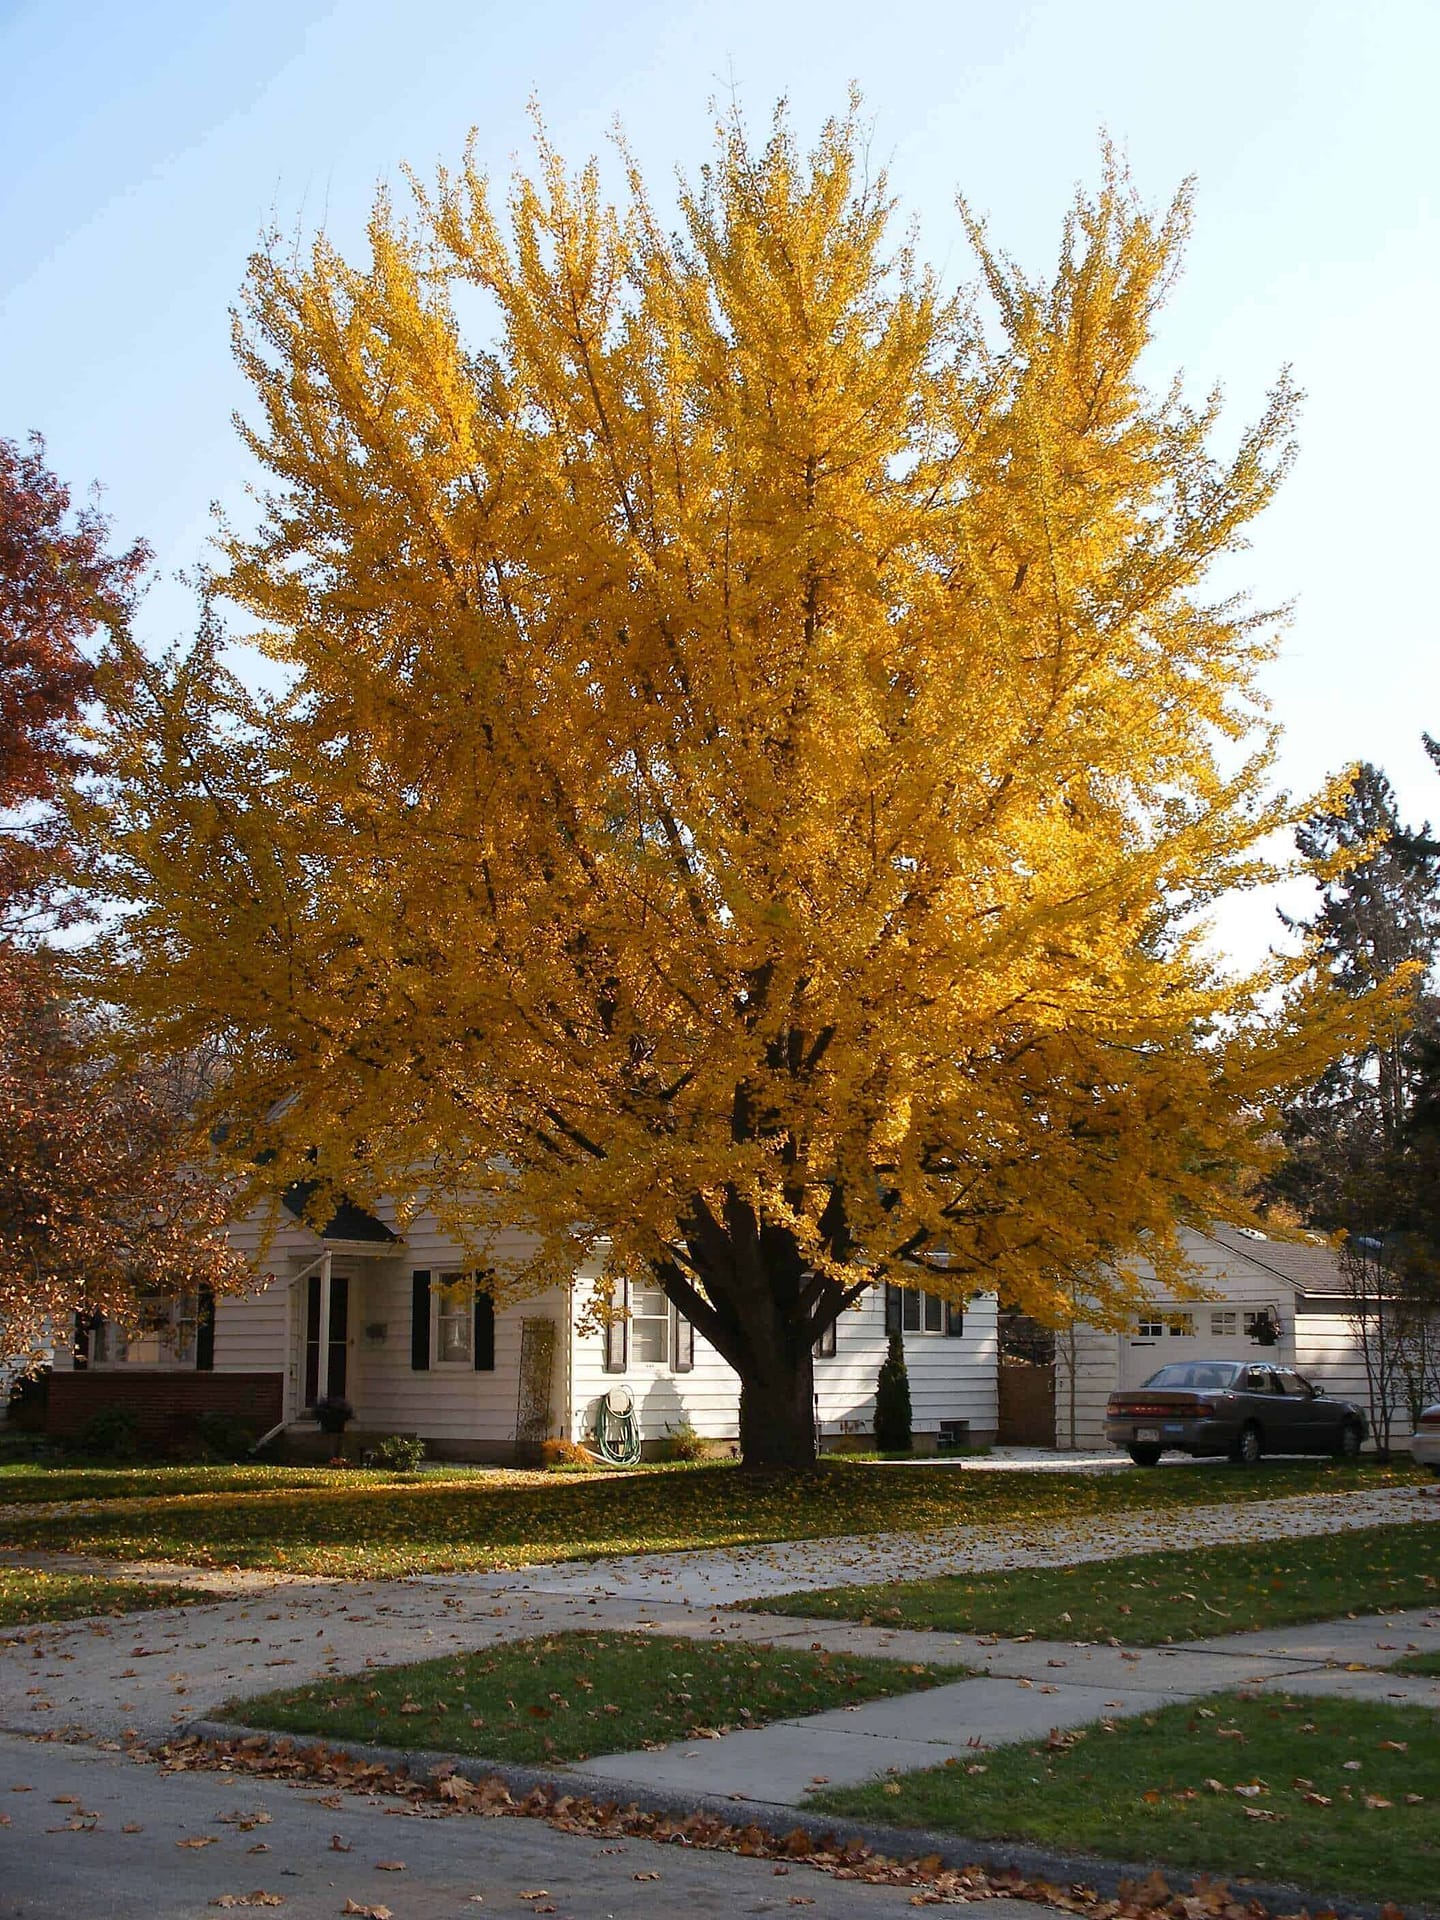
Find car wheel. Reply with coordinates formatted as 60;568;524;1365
1127;1445;1163;1467
1334;1420;1363;1460
1230;1422;1263;1467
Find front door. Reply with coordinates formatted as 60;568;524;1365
303;1272;350;1407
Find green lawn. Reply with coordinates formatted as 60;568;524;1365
1393;1649;1440;1675
754;1521;1440;1643
0;1566;201;1627
813;1691;1440;1911
0;1457;1421;1580
0;1462;506;1505
229;1631;968;1764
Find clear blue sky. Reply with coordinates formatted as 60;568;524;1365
3;0;1436;960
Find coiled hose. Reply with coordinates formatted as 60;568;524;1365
593;1388;642;1465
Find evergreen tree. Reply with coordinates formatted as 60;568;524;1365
1268;763;1439;1234
873;1332;913;1454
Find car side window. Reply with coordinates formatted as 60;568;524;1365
1244;1367;1271;1393
1276;1371;1311;1397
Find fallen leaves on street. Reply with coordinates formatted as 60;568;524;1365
136;1726;1412;1920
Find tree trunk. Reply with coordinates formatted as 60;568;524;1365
657;1187;825;1471
737;1345;817;1470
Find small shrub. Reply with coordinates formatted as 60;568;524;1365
5;1367;50;1432
873;1331;913;1453
313;1395;353;1435
370;1433;426;1472
76;1405;142;1459
194;1411;258;1462
539;1437;594;1471
665;1419;706;1462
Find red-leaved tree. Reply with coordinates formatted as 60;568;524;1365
1;435;244;1374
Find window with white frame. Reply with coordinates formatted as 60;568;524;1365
630;1284;671;1364
1167;1312;1195;1336
434;1273;474;1364
92;1292;198;1367
1135;1314;1163;1338
885;1285;964;1337
1210;1309;1238;1337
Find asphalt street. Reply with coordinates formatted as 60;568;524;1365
0;1730;1049;1920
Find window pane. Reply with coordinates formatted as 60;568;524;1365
437;1275;472;1362
631;1286;670;1365
902;1291;920;1331
633;1316;669;1364
923;1292;943;1333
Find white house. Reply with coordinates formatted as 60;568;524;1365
1053;1223;1427;1451
46;1190;998;1459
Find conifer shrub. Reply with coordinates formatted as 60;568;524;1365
873;1331;913;1453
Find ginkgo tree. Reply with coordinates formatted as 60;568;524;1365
84;104;1376;1465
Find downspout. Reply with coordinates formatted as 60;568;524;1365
561;1278;574;1442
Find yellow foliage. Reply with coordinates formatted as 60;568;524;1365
82;103;1389;1455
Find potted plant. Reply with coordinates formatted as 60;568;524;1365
313;1395;354;1437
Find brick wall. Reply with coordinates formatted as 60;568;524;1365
47;1372;283;1447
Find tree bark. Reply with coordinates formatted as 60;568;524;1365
736;1328;817;1470
654;1186;827;1470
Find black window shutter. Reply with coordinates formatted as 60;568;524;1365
673;1301;694;1373
411;1272;431;1370
196;1285;216;1370
945;1300;965;1338
603;1277;629;1373
884;1284;902;1337
473;1276;496;1372
73;1312;91;1370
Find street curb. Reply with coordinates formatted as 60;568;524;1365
180;1717;1431;1920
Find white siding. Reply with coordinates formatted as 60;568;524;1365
1294;1314;1416;1444
816;1288;997;1444
347;1225;569;1449
569;1279;740;1445
568;1280;998;1448
216;1202;572;1448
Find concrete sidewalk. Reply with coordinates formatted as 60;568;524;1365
417;1481;1434;1605
2;1481;1435;1748
571;1605;1440;1806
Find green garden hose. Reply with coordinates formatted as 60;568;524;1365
594;1385;642;1465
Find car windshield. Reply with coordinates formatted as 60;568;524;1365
1141;1362;1243;1390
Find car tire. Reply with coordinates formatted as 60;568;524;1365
1230;1422;1262;1467
1127;1445;1163;1467
1334;1420;1363;1461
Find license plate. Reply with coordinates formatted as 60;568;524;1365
1135;1427;1161;1442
